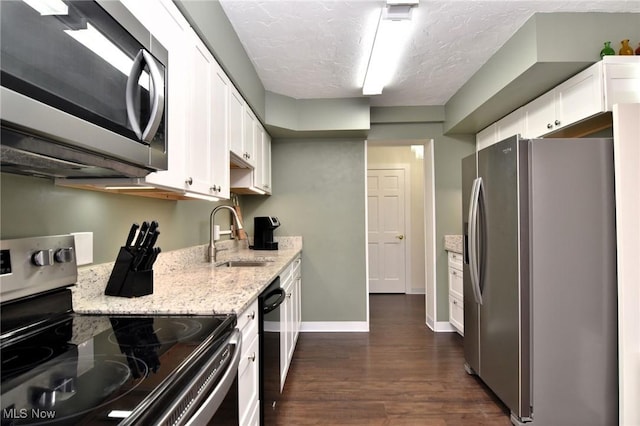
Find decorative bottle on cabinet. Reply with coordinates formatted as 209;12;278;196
600;41;615;58
619;39;633;55
636;43;640;56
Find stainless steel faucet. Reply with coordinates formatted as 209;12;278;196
209;205;244;262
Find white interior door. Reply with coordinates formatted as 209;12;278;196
368;169;406;293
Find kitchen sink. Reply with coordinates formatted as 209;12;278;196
218;260;273;267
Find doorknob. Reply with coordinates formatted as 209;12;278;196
396;235;404;240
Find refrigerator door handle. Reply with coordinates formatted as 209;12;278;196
468;177;483;305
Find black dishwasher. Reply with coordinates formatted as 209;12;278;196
258;277;286;425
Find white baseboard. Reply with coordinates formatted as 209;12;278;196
300;321;369;332
427;320;457;333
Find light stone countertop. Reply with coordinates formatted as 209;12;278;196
72;237;302;316
444;235;463;254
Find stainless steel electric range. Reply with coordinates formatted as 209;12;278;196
1;235;240;425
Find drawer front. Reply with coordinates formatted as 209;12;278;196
238;299;259;339
448;251;463;271
449;295;464;335
449;267;463;299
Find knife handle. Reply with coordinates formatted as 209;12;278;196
135;221;149;247
125;223;139;247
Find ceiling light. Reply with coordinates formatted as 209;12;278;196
362;2;417;96
22;0;68;16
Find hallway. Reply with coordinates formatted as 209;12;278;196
274;294;510;425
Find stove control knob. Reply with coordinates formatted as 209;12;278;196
54;247;74;263
32;249;54;267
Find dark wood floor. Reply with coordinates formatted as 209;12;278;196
274;294;511;425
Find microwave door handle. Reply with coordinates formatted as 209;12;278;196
126;49;145;139
141;50;165;143
468;177;483;305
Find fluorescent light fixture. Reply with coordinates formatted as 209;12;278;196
183;192;221;202
104;186;156;190
362;3;416;96
65;23;149;89
23;0;68;16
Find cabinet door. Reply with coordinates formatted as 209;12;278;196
228;87;244;159
449;295;464;335
476;123;496;151
280;277;293;390
496;108;524;142
211;61;230;199
524;90;556;138
238;333;259;426
122;0;189;191
556;62;604;128
603;58;640;108
262;132;272;194
184;36;213;195
253;123;265;190
243;108;257;168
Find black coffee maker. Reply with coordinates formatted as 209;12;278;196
252;216;280;250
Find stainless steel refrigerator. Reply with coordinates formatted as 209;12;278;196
462;135;618;426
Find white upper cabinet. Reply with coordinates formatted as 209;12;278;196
229;86;244;161
496;107;525;141
476;123;497;151
524;63;604;138
477;58;640;150
184;35;214;195
602;56;640;108
211;61;231;199
242;107;257;168
122;0;229;200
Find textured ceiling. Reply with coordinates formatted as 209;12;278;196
219;1;640;107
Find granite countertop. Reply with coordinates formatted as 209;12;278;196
72;237;302;316
444;235;463;254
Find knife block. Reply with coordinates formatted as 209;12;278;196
104;247;154;298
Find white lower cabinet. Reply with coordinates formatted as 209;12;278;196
448;251;464;335
280;255;302;390
238;299;260;426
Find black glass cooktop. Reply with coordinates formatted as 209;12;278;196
1;290;234;425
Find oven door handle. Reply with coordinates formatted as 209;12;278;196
185;329;242;426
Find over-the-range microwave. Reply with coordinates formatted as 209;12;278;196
0;0;168;179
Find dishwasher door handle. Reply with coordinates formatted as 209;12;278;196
186;329;242;425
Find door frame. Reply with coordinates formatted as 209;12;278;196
367;164;412;294
364;139;436;325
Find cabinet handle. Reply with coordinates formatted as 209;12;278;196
186;177;193;185
554;119;561;126
247;311;255;320
547;123;553;129
287;293;292;299
453;300;458;305
248;353;256;362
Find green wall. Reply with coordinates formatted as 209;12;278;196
432;131;475;320
242;139;367;323
0;174;229;264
